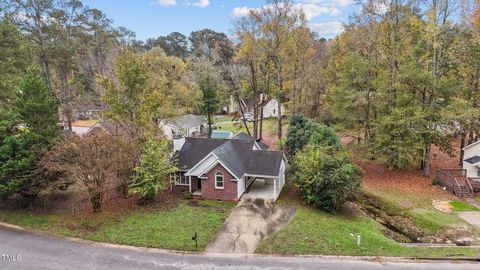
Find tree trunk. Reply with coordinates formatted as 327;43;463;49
207;112;212;138
276;66;283;139
259;107;264;140
253;105;258;139
459;132;466;166
423;143;431;177
235;93;251;136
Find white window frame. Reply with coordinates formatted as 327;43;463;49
215;172;224;189
175;171;190;186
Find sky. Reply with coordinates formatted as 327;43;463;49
82;0;360;41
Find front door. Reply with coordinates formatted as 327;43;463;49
197;178;202;190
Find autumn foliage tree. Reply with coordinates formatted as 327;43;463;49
41;132;124;212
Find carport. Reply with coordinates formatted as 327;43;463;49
242;175;284;201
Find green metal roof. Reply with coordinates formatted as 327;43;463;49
211;130;232;139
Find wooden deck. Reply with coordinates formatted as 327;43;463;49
436;169;479;198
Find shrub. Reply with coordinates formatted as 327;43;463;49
293;146;363;212
285;114;340;158
129;139;177;202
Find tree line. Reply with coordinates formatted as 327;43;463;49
1;0;479;211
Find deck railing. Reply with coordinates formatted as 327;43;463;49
436;169;466;197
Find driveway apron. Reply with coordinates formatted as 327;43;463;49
206;198;296;253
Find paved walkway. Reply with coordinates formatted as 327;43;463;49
205;198;295;253
457;211;480;228
456;199;480;228
1;226;479;270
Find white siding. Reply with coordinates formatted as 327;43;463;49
237;177;246;199
463;142;480;178
186;154;218;176
262;99;285;118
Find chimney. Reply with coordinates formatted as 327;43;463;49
260;93;264;103
173;136;185;152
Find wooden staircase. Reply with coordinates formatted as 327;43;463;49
436;169;474;198
457;177;473;198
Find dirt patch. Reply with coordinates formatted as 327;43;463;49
433;200;453;213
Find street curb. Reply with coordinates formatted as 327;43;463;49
1;221;479;263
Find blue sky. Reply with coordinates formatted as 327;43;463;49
82;0;360;41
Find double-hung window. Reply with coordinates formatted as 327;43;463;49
175;171;189;185
215;172;224;189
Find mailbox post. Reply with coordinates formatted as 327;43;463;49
192;232;198;248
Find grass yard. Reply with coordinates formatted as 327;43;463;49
256;191;480;257
449;201;479;212
0;200;233;251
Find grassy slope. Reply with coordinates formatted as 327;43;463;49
450;201;479;212
0;200;233;251
256;194;480;257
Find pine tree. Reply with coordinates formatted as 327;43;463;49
0;71;59;199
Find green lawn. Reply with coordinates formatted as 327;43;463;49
450;201;479;212
213;118;288;136
256;191;480;258
0;200;233;251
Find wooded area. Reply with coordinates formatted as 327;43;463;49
1;0;480;210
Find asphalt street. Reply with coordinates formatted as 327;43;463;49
0;227;479;270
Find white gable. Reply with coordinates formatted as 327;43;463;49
185;154;218;177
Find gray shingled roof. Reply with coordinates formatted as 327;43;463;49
465;156;480;165
166;114;205;129
175;137;284;178
232;132;269;150
173;138;229;171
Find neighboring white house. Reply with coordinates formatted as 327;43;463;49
160;114;207;139
239;94;285;119
462;141;480;178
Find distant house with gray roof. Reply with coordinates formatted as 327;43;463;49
170;136;286;201
160;114;207;139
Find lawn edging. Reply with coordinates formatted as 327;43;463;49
1;220;479;262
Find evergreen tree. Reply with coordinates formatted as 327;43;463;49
0;71;59;199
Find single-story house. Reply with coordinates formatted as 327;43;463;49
84;119;133;139
239;94;285;119
160;114;207;139
463;141;480;178
170;135;286;201
68;120;98;136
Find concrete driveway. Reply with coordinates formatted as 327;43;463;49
457;211;480;228
206;198;296;253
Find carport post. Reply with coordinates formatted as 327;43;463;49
273;177;277;199
189;176;192;193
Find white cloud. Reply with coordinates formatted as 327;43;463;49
297;3;340;19
230;3;340;20
310;21;344;37
231;7;253;18
301;0;354;7
193;0;210;8
156;0;177;6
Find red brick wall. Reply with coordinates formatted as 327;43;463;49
172;175;199;193
202;163;238;201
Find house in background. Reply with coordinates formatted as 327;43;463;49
160;114;207;139
436;140;480;197
171;135;286;202
239;94;285;119
84;119;133;139
463;141;480;178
